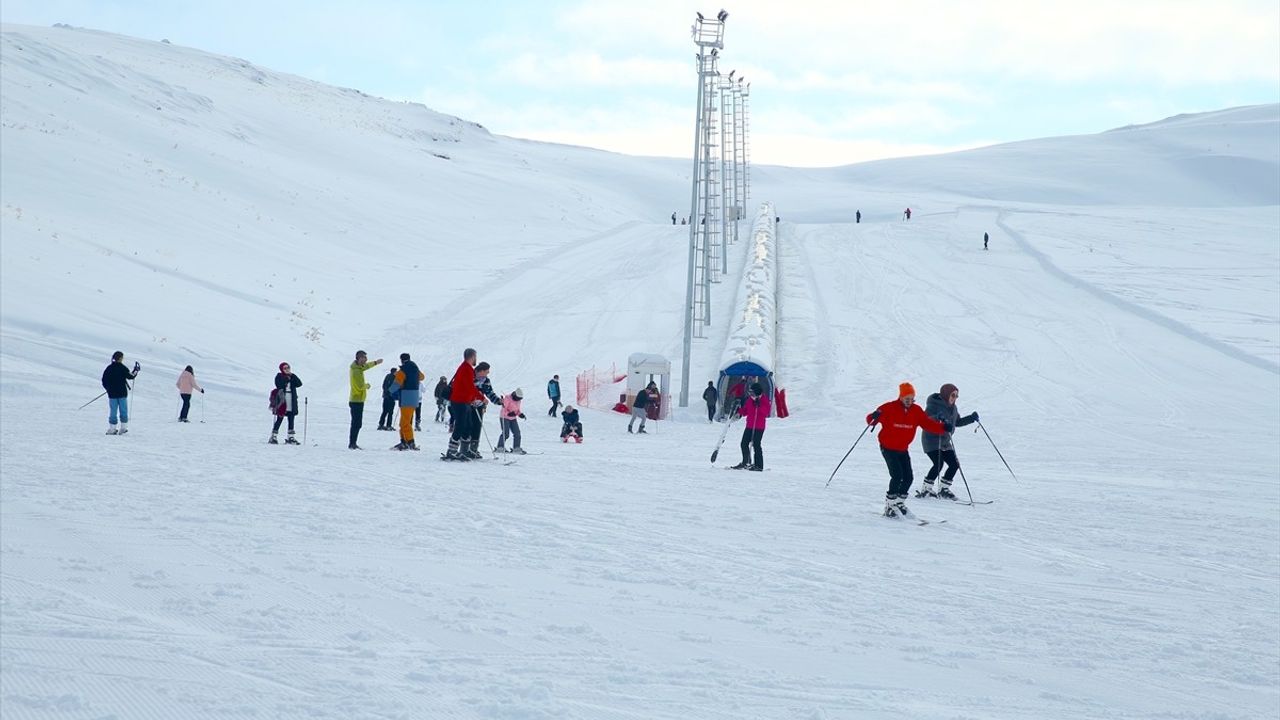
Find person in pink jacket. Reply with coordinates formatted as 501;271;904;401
731;381;771;471
496;388;527;454
175;365;204;423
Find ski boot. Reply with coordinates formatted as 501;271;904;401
938;486;957;501
883;499;899;518
285;433;300;445
729;462;749;470
894;496;912;517
106;426;119;435
349;443;361;450
512;447;528;455
268;434;279;444
627;425;634;434
118;422;128;435
637;427;647;434
915;482;937;499
749;466;763;472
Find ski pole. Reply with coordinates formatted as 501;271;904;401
977;420;1018;483
826;422;875;488
78;391;107;410
475;406;496;457
200;392;205;423
303;396;309;446
955;461;975;504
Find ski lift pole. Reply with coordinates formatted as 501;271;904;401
977;420;1018;483
826;422;875;488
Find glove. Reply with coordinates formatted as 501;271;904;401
944;421;956;433
200;389;205;394
133;361;141;372
968;411;979;423
518;413;526;419
869;409;881;422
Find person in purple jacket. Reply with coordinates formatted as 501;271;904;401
730;381;771;471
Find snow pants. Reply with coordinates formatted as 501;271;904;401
548;397;561;417
880;447;914;498
561;422;583;439
706;401;716;422
379;396;395;428
924;448;960;483
498;417;521;449
179;393;192;420
108;397;129;425
435;398;447;423
349;402;364;445
450;402;479;442
399;405;415;444
740;427;764;469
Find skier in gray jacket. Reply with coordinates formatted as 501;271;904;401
917;382;978;499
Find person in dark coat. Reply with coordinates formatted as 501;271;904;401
560;405;583;442
627;382;657;433
547;375;562;416
702;381;718;422
433;376;450;423
983;232;989;250
856;210;861;223
918;382;979;500
101;350;139;435
270;362;302;445
378;367;398;430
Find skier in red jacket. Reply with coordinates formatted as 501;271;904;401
445;348;483;460
866;382;950;518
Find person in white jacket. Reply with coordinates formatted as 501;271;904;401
175;365;204;423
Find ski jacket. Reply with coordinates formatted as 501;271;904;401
434;380;450;401
274;372;302;416
703;386;718;404
101;361;137;399
739;394;771;430
394;362;425;408
449;361;481;404
547;379;561;399
176;370;201;394
382;372;397;399
633;388;653;409
921;393;976;452
348;358;382;403
500;394;523;420
475;376;502;405
867;399;944;452
561;408;580;427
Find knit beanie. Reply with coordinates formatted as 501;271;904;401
513;388;523;399
898;382;916;399
939;383;959;400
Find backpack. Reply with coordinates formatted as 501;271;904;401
269;388;285;415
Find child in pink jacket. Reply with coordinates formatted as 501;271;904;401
175;365;204;422
731;381;771;471
497;388;526;454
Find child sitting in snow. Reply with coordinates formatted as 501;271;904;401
560;405;583;443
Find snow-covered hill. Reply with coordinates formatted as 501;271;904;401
2;23;1278;720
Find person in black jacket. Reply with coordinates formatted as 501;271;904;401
560;405;583;442
101;350;139;435
627;382;657;434
378;367;397;430
270;362;303;445
433;376;450;423
702;381;718;422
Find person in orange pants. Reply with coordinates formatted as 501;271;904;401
393;353;425;450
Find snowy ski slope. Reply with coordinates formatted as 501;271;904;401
2;24;1278;720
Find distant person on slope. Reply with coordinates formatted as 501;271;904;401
627;382;657;434
561;405;583;443
175;365;203;423
671;211;677;225
866;382;949;518
702;380;719;422
347;350;383;450
270;362;302;445
984;232;989;250
497;388;527;454
433;375;450;423
917;383;978;500
378;366;398;430
102;351;139;435
445;348;483;460
392;353;424;451
547;375;562;416
731;382;771;471
856;210;861;224
904;208;912;221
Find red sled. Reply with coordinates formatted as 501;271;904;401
774;388;790;418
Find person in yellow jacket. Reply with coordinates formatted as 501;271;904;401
348;350;383;449
391;353;426;450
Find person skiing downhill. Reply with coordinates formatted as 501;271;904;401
270;362;302;445
866;382;949;517
102;351;139;435
378;367;398;430
547;375;562;416
730;381;770;471
175;365;203;423
348;350;383;449
917;383;978;499
496;387;527;454
445;348;483;460
392;353;424;450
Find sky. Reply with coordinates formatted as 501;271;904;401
2;0;1278;167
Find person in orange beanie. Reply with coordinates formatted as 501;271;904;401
865;382;949;518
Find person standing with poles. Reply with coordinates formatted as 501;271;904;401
917;383;978;499
101;351;139;435
730;382;770;471
547;374;562;417
347;350;383;450
702;380;718;422
270;362;302;445
866;382;949;518
175;365;203;423
445;348;483;460
496;388;527;454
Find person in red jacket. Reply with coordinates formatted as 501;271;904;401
866;382;950;518
731;381;771;471
445;348;483;460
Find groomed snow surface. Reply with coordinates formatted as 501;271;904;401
2;24;1279;720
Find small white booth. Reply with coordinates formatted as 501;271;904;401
624;352;672;420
